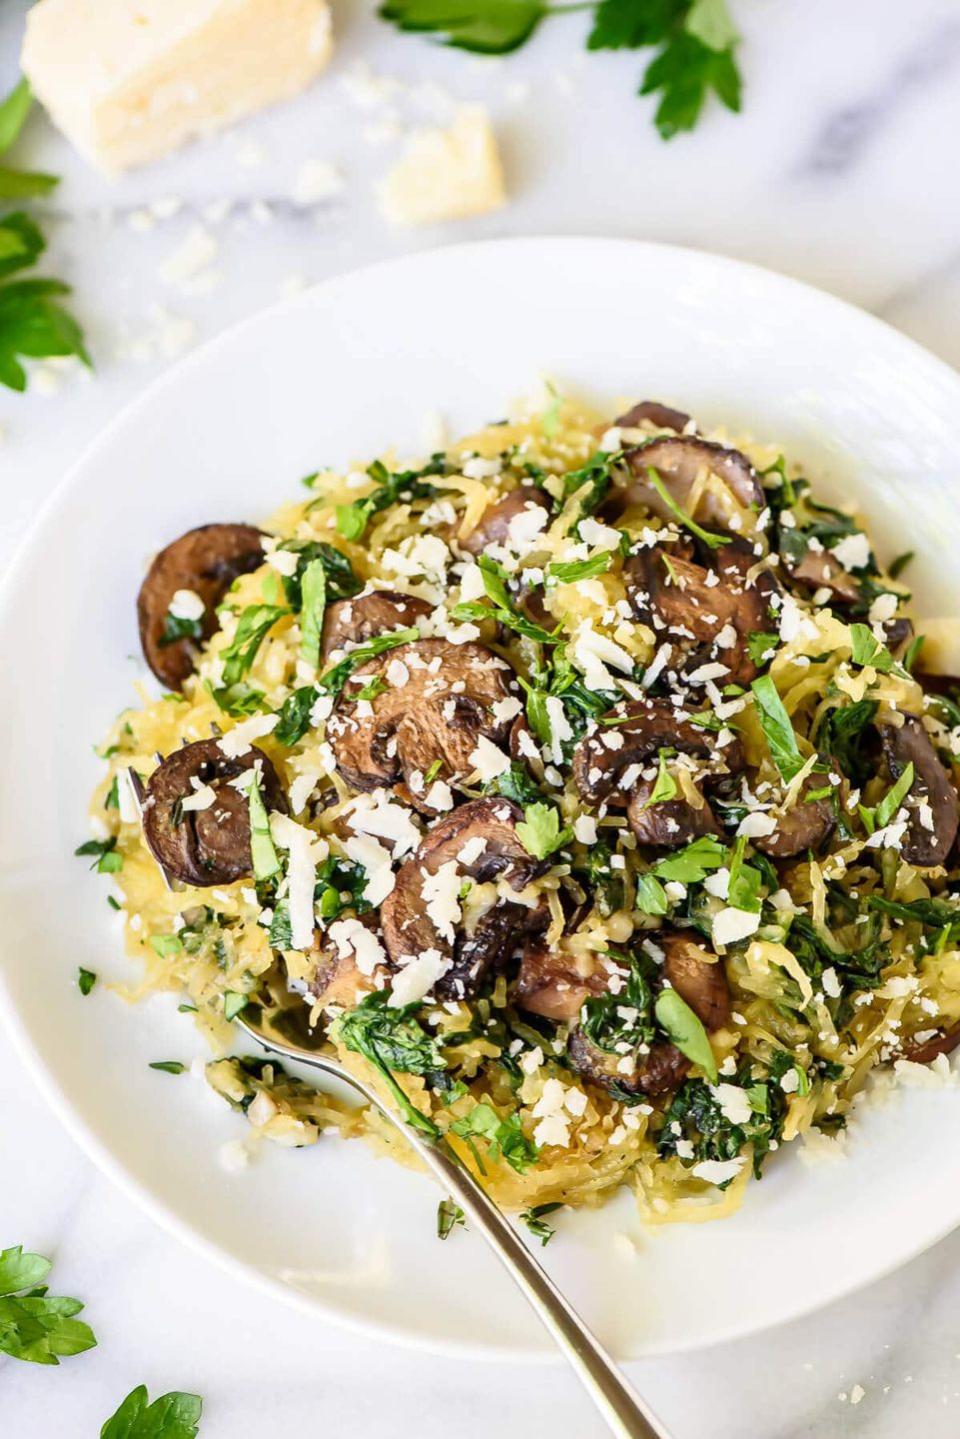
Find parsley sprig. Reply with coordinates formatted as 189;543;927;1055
0;1245;97;1366
0;79;89;392
379;0;742;139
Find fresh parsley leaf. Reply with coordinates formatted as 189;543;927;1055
0;276;89;392
218;604;288;686
750;674;804;782
75;836;123;874
242;770;281;882
635;871;669;915
848;623;899;675
437;1198;465;1240
159;610;203;647
815;698;877;784
587;0;679;51
888;550;914;580
0;1245;97;1366
746;631;778;666
278;539;361;605
640;29;741;139
77;967;97;995
0;211;43;280
451;1102;538;1173
725;835;762;913
208;681;266;718
100;1384;202;1439
450;599;560;645
298;557;326;670
652;834;726;883
547;552;613;584
654;987;717;1081
149;1061;186;1075
0;80;33;153
379;0;547;53
490;761;543;806
641;749;678;807
334;457;443;540
516;802;572;859
273;685;318;746
873;760;914;830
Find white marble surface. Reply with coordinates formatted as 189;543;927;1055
3;0;960;1433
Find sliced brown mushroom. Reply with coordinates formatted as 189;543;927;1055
626;538;774;688
878;716;959;866
514;943;612;1021
572;698;744;847
380;798;548;1000
137;523;265;689
561;932;729;1099
622;436;764;533
615;400;691;434
749;772;836;859
660;932;731;1030
321;589;432;662
328;638;518;802
142;737;287;887
307;916;388;1009
567;1028;690;1098
460;484;552;556
901;1023;960;1065
784;548;861;604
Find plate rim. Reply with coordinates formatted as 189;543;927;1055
3;233;960;1362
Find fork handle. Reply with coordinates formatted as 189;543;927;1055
396;1125;667;1439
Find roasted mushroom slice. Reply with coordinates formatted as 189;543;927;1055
307;916;389;1009
514;943;612;1021
749;772;836;859
328;638;518;801
627;781;721;847
460;484;552;556
568;1028;690;1098
380;798;549;1000
321;589;432;662
615;400;691;434
901;1023;960;1065
572;698;743;846
784;548;861;605
626;540;773;688
623;436;764;533
142;738;287;887
878;716;959;867
137;523;265;689
660;932;731;1031
567;932;729;1098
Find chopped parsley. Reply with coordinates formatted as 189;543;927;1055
516;802;572;859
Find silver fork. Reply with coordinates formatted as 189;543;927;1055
236;1006;669;1439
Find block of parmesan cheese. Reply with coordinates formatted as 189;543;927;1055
381;105;506;227
21;0;333;173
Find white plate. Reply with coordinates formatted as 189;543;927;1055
3;237;960;1361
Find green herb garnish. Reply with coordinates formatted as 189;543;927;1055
100;1384;202;1438
0;1244;97;1365
750;674;804;782
654;988;717;1081
516;802;572;859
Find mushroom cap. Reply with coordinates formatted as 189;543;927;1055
567;1029;690;1098
749;771;837;859
901;1022;960;1065
627;781;722;848
661;931;731;1030
328;637;517;800
514;943;612;1021
460;484;552;556
566;930;729;1097
142;737;287;887
321;589;432;663
571;697;744;809
879;715;959;866
625;539;774;689
380;797;548;1000
615;400;692;434
785;548;861;604
137;523;264;689
623;436;763;532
